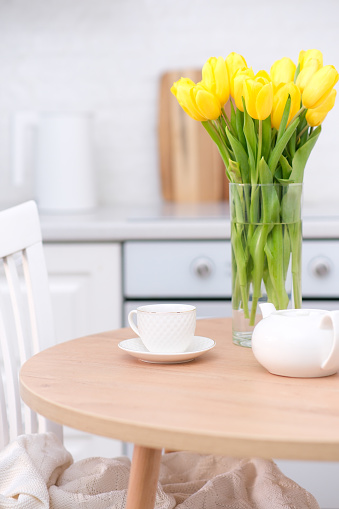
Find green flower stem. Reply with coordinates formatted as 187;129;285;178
221;107;235;136
264;225;289;310
263;264;279;308
257;120;263;168
214;119;228;145
288;221;302;308
232;262;241;310
249;224;270;325
231;221;250;318
296;125;309;143
289;106;306;127
282;224;291;282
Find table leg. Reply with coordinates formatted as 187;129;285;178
125;445;162;509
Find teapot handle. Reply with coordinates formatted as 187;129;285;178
321;311;339;372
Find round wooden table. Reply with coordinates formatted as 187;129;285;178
20;318;339;509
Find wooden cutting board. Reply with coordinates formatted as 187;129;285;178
158;70;229;203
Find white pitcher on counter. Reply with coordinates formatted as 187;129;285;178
11;111;97;212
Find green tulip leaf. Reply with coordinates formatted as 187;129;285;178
242;99;257;161
262;116;272;161
230;100;237;135
264;225;289;310
289;125;322;183
268;116;300;175
276;96;291;143
294;62;301;83
275;177;295;184
249;224;272;323
235;108;246;149
279;154;293;180
280;185;303;223
248;143;257;184
283;226;291;282
288;130;297;159
225;127;250;183
258;159;280;223
258;157;273;184
202;120;231;171
228;159;243;184
309;124;322;140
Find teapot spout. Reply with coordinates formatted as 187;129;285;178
259;303;276;319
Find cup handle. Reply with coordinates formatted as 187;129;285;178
320;311;339;371
128;310;140;337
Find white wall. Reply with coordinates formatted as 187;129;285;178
0;0;338;210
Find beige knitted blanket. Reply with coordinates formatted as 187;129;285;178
0;433;319;508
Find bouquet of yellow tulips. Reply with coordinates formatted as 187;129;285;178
171;50;338;334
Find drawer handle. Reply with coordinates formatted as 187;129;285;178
191;257;214;279
310;257;332;278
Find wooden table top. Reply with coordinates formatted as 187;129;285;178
20;318;339;461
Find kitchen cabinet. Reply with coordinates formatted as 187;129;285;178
44;242;123;460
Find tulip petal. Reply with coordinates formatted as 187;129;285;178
171;79;206;121
201;59;215;90
214;56;230;105
270;57;296;85
306;89;337;126
202;56;229;106
256;83;273;120
225;52;247;82
244;79;257;118
296;58;322;93
298;49;323;70
195;89;221;120
231;68;254;103
271;82;301;129
302;65;339;109
255;70;271;82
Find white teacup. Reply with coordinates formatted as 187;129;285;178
128;303;196;353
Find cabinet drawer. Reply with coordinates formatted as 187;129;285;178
123;240;232;298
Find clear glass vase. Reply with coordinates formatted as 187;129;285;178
230;183;303;347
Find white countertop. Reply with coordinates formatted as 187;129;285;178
38;202;339;242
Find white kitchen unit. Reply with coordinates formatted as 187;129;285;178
34;202;339;508
44;243;122;342
44;242;123;460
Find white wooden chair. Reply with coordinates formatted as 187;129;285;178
0;200;62;451
0;201;134;509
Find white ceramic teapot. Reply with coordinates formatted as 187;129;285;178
251;304;339;378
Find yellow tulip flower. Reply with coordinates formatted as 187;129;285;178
296;58;322;93
255;70;271;81
225;52;247;88
232;68;255;110
195;82;222;120
302;65;339;109
298;49;323;70
171;77;221;121
271;82;301;130
270;57;296;85
171;78;205;120
202;56;230;107
306;89;337;126
243;76;274;120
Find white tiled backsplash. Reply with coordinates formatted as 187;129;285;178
0;0;338;209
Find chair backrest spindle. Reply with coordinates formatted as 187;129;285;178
0;201;62;449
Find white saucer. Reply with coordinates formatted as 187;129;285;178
118;336;216;364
